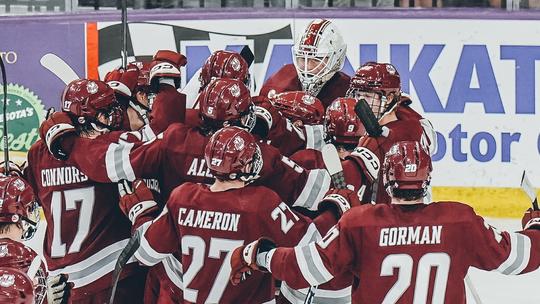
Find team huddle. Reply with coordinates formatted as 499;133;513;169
0;18;539;304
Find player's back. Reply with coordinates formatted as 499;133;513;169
343;201;495;304
25;139;136;298
168;183;288;304
159;123;213;199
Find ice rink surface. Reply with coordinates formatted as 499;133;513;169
25;216;540;303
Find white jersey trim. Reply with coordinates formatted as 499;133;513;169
496;232;531;275
293;169;331;210
49;239;136;288
162;254;184;290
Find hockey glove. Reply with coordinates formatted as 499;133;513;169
346;147;380;183
47;273;72;304
318;188;360;219
251;96;280;139
118;179;159;227
105;64;140;98
0;161;25;177
522;208;540;230
230;238;275;286
39;111;76;161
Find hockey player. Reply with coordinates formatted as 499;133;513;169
260;19;350;108
346;62;436;204
39;78;332;302
253;92;327;156
127;126;357;303
289;97;378;199
0;174;71;304
25;79;146;303
105;50;187;137
185;49;250;125
270;91;325;127
42;78;331;210
0;267;36;303
231;140;540;303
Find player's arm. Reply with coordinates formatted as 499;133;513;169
468;207;540;275
67;134;164;183
231;219;357;289
149;87;186;134
257;144;331;211
133;201;180;266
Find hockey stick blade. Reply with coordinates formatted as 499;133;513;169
109;229;141;304
40;54;80;85
321;144;347;190
520;171;539;210
240;46;255;67
354;99;383;137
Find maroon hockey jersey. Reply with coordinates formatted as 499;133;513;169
359;115;427;204
67;123;330;210
268;202;540;304
134;183;338;304
25;138;139;300
259;64;350;108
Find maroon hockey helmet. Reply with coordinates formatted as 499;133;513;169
205;126;262;182
61;79;123;131
270;91;324;125
383;141;432;200
197;78;256;132
0;267;35;304
132;61;151;92
0;176;39;241
0;239;47;304
199;50;250;91
346;62;401;119
325;97;366;145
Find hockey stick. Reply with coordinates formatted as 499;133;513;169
302;144;347;304
40;53;80;85
120;0;128;69
353;98;389;204
465;275;483;304
520;171;539;210
108;229;141;304
354;99;383;137
322;143;347;190
0;54;9;172
108;180;141;304
240;45;254;67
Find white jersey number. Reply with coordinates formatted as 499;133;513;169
271;202;300;234
181;236;243;303
50;186;96;258
380;252;450;304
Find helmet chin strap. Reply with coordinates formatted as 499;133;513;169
129;100;150;125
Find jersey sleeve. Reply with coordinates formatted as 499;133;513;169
256;144;331;211
267;220;356;290
69;135;164;183
149;85;186;134
267;119;325;156
467;210;540;275
134;204;180;266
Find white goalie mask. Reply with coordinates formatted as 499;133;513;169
293;19;347;96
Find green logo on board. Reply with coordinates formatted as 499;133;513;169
0;83;45;156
